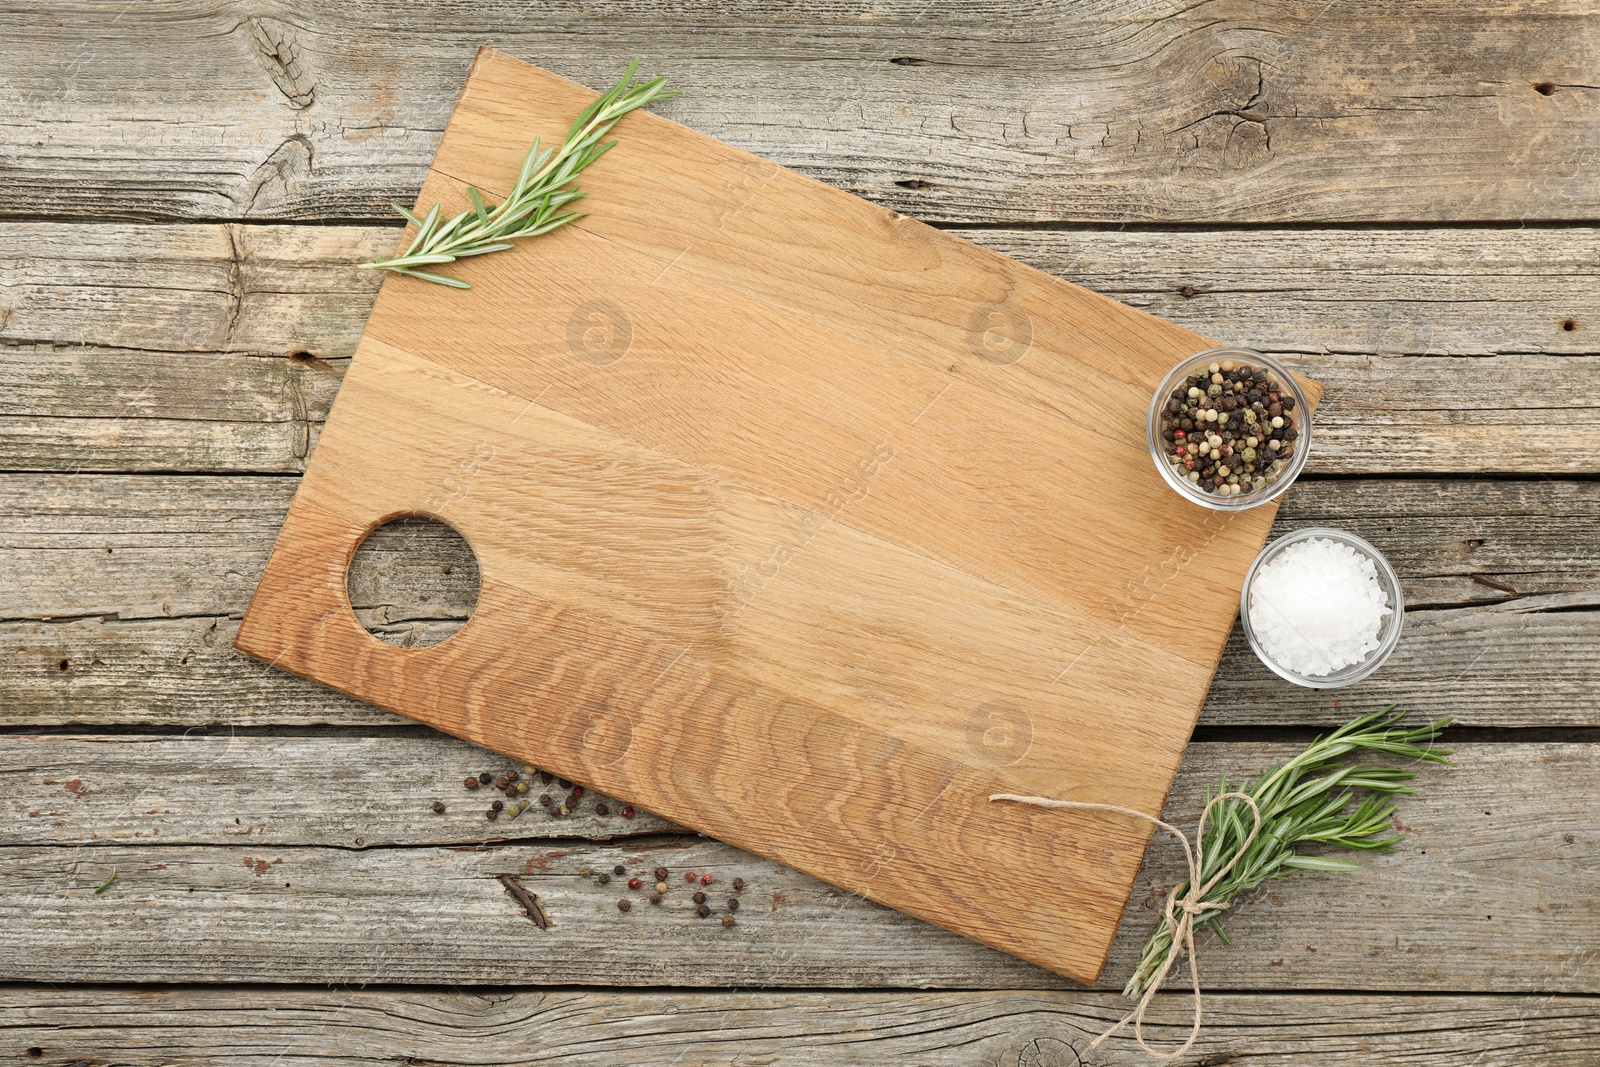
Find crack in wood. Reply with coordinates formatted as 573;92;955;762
246;16;317;110
242;135;316;218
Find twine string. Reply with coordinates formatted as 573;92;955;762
988;790;1262;1062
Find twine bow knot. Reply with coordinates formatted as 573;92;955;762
989;790;1262;1062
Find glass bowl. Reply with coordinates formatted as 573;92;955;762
1147;348;1312;510
1240;527;1405;688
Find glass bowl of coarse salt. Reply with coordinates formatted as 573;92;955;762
1240;527;1405;688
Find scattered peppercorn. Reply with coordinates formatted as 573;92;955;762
571;786;585;799
620;806;635;819
464;776;480;791
557;778;571;789
695;904;711;918
700;874;714;886
655;881;668;894
617;898;632;913
613;865;626;876
479;772;494;785
686;872;698;883
494;776;508;790
486;809;499;821
693;891;707;904
732;878;745;892
721;915;736;928
431;801;445;814
566;793;581;809
628;878;643;890
597;873;611;885
595;803;609;816
649;892;663;905
727;898;739;912
516;782;530;795
654;867;668;882
539;771;553;785
538;794;552;807
579;865;593;876
490;799;503;812
505;770;519;783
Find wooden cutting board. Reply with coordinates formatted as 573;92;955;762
237;48;1320;985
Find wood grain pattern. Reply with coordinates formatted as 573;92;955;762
5;988;1598;1067
0;740;1585;992
5;221;1593;476
3;2;1593;224
236;52;1323;983
6;222;1594;364
7;474;1599;729
5;0;1598;1047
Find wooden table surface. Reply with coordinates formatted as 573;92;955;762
2;3;1596;1063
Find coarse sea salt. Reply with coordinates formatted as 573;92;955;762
1249;537;1392;677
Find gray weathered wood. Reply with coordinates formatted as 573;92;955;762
6;474;1593;617
2;732;678;847
0;741;1589;992
8;223;1596;360
14;605;1595;729
16;345;1600;477
4;223;1596;474
4;474;1596;726
3;3;1596;223
4;0;1596;1033
2;987;1596;1066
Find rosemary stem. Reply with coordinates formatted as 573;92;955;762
357;61;676;288
1121;707;1451;1000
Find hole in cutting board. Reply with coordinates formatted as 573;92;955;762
346;516;480;648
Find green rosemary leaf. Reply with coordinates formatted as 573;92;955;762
450;242;516;258
359;61;675;288
399;202;441;259
1281;855;1364;872
376;254;464;268
1123;706;1451;1000
505;213;584;240
391;268;472;289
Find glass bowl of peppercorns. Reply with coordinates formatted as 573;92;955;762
1147;348;1311;510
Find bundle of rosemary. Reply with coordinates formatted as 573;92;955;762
358;61;676;289
1124;706;1452;998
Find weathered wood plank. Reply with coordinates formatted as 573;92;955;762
982;226;1600;359
0;742;1586;991
0;224;384;356
11;603;1596;729
0;733;678;847
15;604;1597;729
7;223;1596;360
14;347;1600;476
12;474;1591;618
0;346;331;473
4;223;1595;474
4;473;1596;726
3;987;1596;1066
3;2;1595;223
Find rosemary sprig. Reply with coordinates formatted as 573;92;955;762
358;60;676;289
1125;706;1452;999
